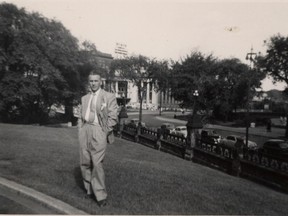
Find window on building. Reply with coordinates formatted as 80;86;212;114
118;81;128;97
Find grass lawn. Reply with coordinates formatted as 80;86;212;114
0;123;288;215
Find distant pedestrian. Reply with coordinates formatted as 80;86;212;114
78;70;118;207
280;116;284;126
266;119;272;132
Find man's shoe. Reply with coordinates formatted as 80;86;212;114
85;193;95;200
98;199;107;207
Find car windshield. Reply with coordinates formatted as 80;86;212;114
163;124;174;128
279;142;288;149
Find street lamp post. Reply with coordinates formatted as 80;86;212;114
186;90;203;159
117;92;128;138
159;90;162;116
245;48;257;149
192;90;199;115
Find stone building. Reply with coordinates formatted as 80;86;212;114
96;51;180;110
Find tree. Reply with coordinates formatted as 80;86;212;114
0;4;65;122
213;58;265;121
0;3;82;123
77;40;106;95
170;51;265;122
110;55;149;123
170;51;218;115
258;34;288;136
259;34;288;84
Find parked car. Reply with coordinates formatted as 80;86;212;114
261;139;288;158
160;123;175;134
200;129;221;144
127;118;146;128
220;135;258;150
172;126;187;138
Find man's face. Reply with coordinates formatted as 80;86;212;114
89;75;101;92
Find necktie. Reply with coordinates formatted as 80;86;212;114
88;94;97;123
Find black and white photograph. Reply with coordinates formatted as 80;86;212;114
1;0;288;215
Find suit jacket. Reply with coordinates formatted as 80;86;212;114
78;89;118;144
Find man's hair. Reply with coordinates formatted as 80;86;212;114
89;69;101;78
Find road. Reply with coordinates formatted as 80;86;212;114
126;110;279;148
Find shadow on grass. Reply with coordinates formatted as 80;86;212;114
73;166;86;193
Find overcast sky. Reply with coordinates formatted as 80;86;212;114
3;0;288;90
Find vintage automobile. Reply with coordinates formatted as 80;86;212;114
260;139;288;158
127;118;146;128
171;126;187;138
200;129;221;144
220;135;258;150
160;123;175;134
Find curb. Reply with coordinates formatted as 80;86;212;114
0;176;88;215
156;116;186;124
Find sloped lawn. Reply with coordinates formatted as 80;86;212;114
0;123;288;215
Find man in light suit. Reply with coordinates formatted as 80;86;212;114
78;71;118;207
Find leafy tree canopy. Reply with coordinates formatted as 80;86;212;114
213;58;264;119
258;34;288;84
170;51;218;110
258;34;288;137
147;59;171;93
111;55;149;86
170;51;265;120
0;3;94;123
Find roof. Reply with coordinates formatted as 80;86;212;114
176;126;187;129
96;51;113;59
161;123;175;126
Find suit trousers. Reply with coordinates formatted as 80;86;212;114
79;123;108;201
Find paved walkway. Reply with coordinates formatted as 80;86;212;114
0;193;37;214
0;177;87;215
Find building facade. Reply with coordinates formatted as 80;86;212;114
96;51;180;110
102;79;180;110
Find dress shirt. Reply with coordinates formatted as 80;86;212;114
84;89;100;124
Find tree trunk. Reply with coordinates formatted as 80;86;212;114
139;96;143;124
285;113;288;138
64;98;74;123
159;90;162;116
